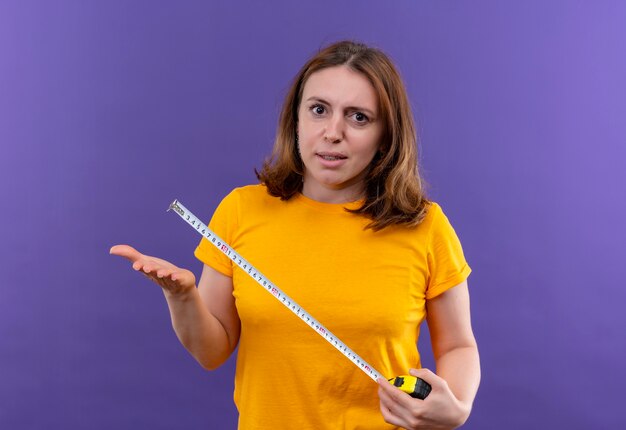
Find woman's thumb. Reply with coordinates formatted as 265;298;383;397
109;244;142;262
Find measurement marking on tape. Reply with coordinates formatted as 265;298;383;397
168;199;383;382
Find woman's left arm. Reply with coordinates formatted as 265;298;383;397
427;279;480;419
377;280;480;429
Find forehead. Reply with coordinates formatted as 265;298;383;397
301;66;378;111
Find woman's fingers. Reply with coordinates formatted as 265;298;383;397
141;264;195;294
111;245;195;295
155;268;168;278
377;376;428;428
110;244;142;262
139;268;173;290
409;368;437;386
377;383;410;427
378;399;403;427
111;244;175;273
377;377;413;407
109;244;148;272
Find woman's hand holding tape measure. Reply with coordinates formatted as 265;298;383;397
378;368;470;429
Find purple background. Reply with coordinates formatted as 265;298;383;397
1;1;624;428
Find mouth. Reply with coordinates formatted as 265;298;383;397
316;152;347;161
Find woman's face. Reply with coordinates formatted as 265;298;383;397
297;65;383;203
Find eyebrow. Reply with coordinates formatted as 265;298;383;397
305;97;377;117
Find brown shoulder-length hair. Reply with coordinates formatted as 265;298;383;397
256;40;429;231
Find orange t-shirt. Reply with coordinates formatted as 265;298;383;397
195;185;471;429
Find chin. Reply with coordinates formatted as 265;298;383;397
318;176;349;188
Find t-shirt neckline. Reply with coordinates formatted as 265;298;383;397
293;193;365;213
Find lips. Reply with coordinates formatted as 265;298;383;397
316;152;347;161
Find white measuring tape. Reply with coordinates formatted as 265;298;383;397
168;199;384;382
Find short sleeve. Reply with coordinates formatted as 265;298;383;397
425;203;472;299
193;190;240;277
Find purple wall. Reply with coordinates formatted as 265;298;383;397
1;1;624;428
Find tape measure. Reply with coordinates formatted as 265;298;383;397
168;199;431;400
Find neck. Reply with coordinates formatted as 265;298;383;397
301;182;365;204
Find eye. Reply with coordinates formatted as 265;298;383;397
310;104;326;116
351;112;370;124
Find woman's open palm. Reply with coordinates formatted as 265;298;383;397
110;244;196;296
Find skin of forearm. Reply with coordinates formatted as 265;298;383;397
162;288;233;370
434;345;481;412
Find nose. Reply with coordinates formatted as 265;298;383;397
324;114;344;144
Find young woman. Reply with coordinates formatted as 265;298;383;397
111;40;480;429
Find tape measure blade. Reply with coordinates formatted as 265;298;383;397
169;200;383;382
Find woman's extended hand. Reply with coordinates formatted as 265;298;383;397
377;368;470;429
110;244;196;297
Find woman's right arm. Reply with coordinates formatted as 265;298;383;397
110;245;240;370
